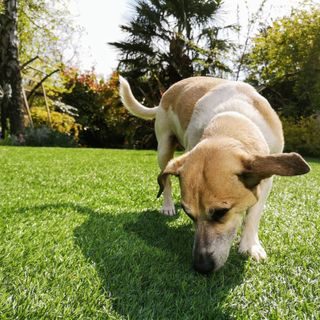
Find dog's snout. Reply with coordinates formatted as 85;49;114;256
193;253;215;274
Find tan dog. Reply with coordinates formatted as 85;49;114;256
119;76;310;274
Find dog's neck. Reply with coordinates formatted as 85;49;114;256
201;111;270;155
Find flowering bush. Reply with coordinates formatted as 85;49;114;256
31;107;81;140
61;69;156;149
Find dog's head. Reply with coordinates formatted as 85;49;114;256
158;138;310;274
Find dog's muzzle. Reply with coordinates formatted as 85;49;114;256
192;225;237;274
193;252;216;274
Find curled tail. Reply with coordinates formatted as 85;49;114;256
119;76;158;120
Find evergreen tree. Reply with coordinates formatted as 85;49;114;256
110;0;234;105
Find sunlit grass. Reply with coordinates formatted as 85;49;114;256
0;147;319;319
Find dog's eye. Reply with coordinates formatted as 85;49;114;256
238;173;261;189
209;208;229;222
181;203;195;221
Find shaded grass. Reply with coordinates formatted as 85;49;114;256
0;147;319;319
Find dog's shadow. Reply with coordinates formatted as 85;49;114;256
73;206;247;319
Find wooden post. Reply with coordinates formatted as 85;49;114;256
41;83;52;127
22;88;33;127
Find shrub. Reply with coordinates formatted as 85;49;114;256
22;127;78;147
0;127;78;147
282;115;320;157
31;107;81;140
61;70;157;149
0;134;20;146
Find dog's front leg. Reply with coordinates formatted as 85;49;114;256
160;176;176;216
239;178;273;261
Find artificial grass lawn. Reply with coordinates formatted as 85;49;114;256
0;146;319;319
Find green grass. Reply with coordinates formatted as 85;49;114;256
0;146;319;319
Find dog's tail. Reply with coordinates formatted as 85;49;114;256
119;76;158;120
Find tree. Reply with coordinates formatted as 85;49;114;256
0;0;81;138
244;3;320;117
17;0;81;67
0;0;24;136
110;0;235;105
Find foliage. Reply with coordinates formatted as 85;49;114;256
0;127;77;147
17;0;82;121
0;134;21;146
31;107;81;140
61;69;156;149
17;0;82;117
0;147;319;318
282;115;320;157
0;0;81;139
110;0;235;105
61;69;122;148
18;0;80;67
53;100;79;117
233;0;268;80
23;126;78;147
244;3;320;117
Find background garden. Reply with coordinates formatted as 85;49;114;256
0;0;320;319
0;0;320;155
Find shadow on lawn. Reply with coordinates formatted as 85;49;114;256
17;203;246;319
73;206;247;319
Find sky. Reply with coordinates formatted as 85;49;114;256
69;0;304;77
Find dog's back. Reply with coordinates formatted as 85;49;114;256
120;76;284;152
157;77;283;153
160;77;228;130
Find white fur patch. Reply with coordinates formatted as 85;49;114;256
184;83;279;152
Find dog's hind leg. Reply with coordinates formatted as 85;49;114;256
156;134;176;216
239;177;273;261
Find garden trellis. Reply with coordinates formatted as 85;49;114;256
22;64;59;128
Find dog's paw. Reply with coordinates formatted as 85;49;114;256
160;205;176;216
239;241;267;262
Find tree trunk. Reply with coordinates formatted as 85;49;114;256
0;0;24;137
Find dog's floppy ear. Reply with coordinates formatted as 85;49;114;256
157;153;189;198
240;152;310;189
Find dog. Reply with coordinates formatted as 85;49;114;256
119;76;310;274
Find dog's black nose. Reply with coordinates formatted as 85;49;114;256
193;254;215;274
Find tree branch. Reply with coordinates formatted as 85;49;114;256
20;55;40;70
27;68;59;100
